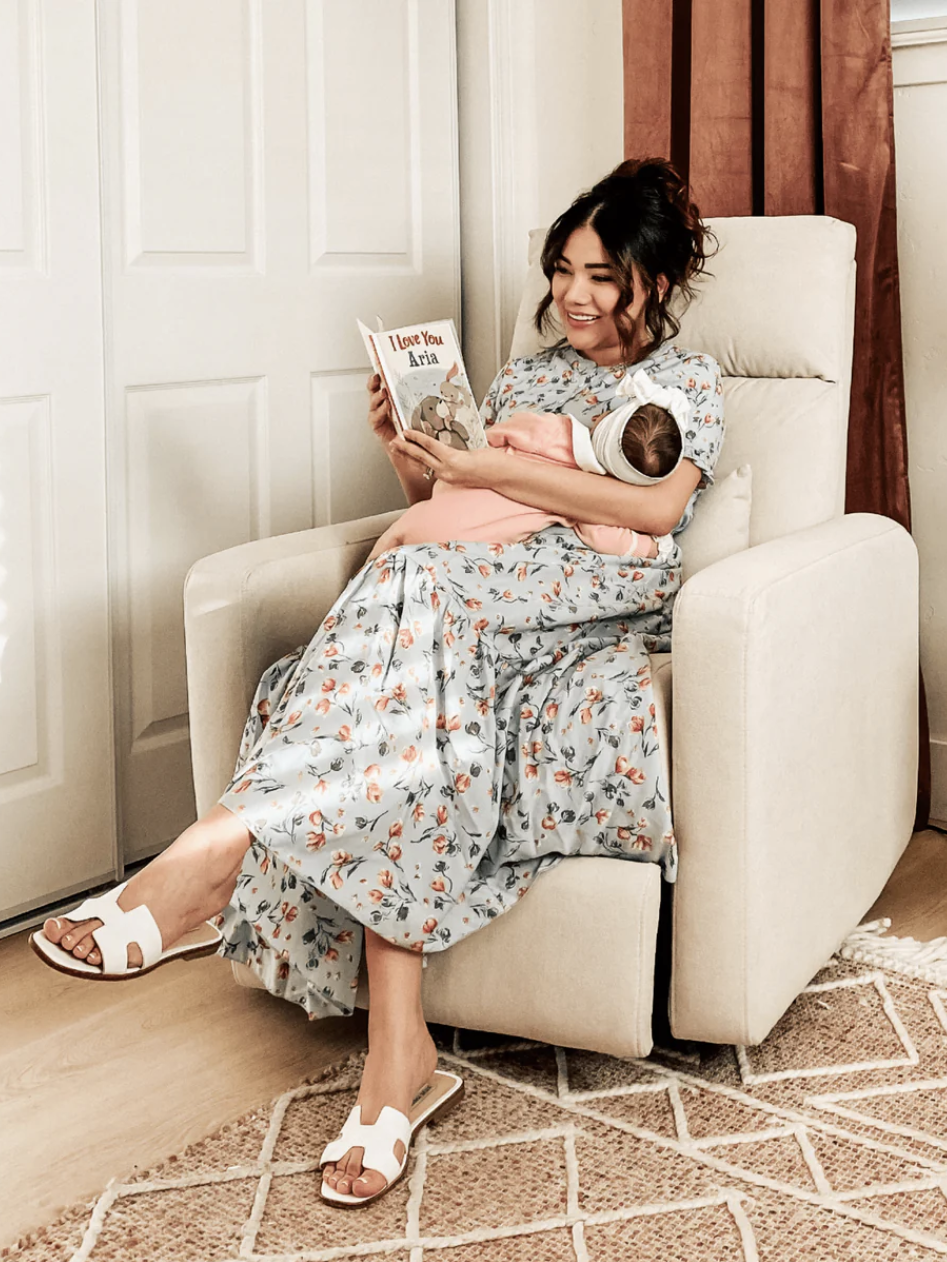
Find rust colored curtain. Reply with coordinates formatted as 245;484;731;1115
622;0;930;829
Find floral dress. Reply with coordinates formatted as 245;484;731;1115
216;342;725;1020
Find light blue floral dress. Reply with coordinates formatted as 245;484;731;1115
216;342;724;1019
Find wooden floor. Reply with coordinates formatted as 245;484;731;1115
0;945;368;1246
864;827;947;939
2;827;945;1248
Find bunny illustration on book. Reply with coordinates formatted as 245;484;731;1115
411;363;478;450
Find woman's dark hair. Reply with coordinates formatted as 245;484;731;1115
535;158;715;363
620;402;683;478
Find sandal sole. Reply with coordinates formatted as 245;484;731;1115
320;1071;465;1208
28;931;222;981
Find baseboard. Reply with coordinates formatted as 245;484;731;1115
0;857;150;942
931;737;947;825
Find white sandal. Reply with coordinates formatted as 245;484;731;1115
28;882;223;981
320;1068;464;1207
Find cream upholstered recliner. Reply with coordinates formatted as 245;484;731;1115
183;217;919;1058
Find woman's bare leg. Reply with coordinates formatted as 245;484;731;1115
44;809;438;1198
42;805;252;968
321;928;438;1199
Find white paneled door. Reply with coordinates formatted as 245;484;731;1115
97;0;460;865
0;0;459;922
0;0;116;920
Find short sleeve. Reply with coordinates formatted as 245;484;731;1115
675;352;725;490
479;362;512;429
659;349;725;535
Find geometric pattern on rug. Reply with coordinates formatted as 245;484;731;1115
9;958;947;1262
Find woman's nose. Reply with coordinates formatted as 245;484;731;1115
564;275;592;306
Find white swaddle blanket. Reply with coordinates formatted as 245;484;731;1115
572;368;692;486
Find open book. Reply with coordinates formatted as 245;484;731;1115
358;317;488;451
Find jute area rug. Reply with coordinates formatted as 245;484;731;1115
10;946;947;1262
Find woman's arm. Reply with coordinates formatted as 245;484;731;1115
392;429;701;535
493;453;701;534
367;374;434;506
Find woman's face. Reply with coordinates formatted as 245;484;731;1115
550;224;654;366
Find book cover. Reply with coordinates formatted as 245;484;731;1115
358;317;487;451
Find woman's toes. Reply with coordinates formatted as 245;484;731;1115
352;1168;385;1198
43;918;69;943
336;1155;358;1193
59;919;95;950
43;917;109;963
322;1149;388;1198
337;1149;369;1195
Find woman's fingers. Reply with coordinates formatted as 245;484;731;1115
401;429;441;453
390;439;433;470
388;434;434;473
368;399;389;434
394;430;433;455
392;430;444;471
367;375;397;443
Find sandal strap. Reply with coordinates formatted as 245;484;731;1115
67;882;128;924
319;1105;410;1185
90;903;163;974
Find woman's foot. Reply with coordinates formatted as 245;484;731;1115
321;1024;440;1200
41;806;251;969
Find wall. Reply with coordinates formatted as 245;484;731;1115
893;20;947;822
456;0;623;401
456;0;947;823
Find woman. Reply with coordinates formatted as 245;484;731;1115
31;158;723;1206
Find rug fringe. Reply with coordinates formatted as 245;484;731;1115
840;918;947;985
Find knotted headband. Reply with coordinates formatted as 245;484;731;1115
573;369;692;486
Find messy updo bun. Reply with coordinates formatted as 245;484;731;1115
535;158;715;363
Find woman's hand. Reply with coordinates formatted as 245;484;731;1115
367;374;438;505
391;430;505;489
367;373;397;448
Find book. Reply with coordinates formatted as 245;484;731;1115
358;316;488;451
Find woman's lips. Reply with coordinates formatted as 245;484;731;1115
565;312;600;327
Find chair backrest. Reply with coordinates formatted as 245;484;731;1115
508;216;857;546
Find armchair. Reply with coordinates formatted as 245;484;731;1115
184;216;918;1057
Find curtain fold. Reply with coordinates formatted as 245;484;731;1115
623;0;931;828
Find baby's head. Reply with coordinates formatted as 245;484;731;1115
589;370;690;485
617;402;683;480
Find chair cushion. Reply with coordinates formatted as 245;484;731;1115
718;377;844;545
357;855;664;1059
680;465;752;582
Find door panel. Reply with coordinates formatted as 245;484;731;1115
97;0;460;863
0;0;115;920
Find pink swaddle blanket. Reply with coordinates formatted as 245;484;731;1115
371;411;655;559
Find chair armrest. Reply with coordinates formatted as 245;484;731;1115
183;510;403;816
669;512;919;1045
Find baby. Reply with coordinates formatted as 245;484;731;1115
370;370;687;561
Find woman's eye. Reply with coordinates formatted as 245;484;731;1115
590;274;614;284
